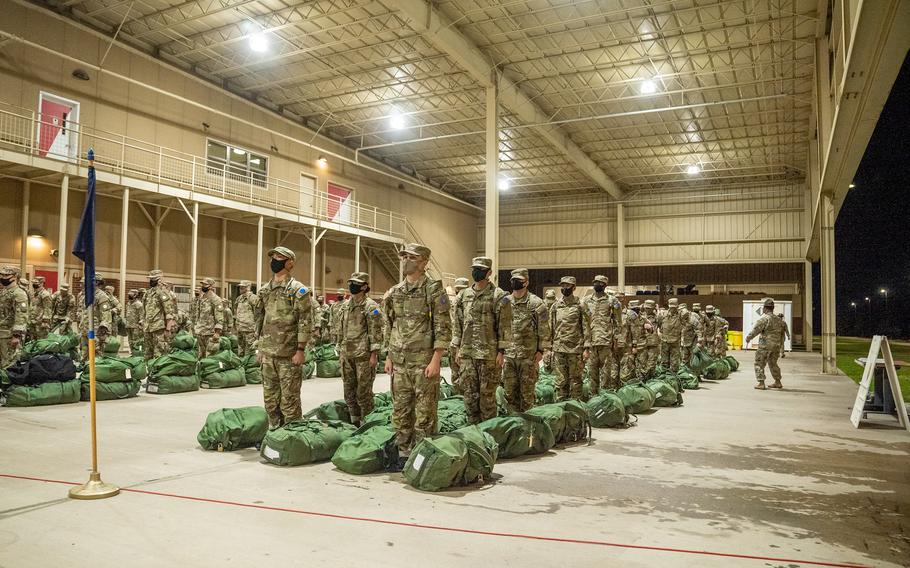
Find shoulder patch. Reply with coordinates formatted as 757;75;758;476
295;286;308;298
440;295;448;305
372;308;380;316
500;295;510;304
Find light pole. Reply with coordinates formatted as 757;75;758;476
880;288;889;331
850;301;857;336
865;297;871;336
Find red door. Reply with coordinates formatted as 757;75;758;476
37;93;79;160
35;269;59;293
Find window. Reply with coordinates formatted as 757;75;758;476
206;139;268;188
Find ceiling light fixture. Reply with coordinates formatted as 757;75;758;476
249;33;268;53
317;155;328;168
640;79;658;95
498;177;511;191
389;110;406;130
686;165;700;175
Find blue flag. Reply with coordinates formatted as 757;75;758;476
72;149;96;307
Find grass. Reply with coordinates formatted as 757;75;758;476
812;336;910;403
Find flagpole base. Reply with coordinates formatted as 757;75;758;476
68;472;119;500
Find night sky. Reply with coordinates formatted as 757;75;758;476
821;54;910;338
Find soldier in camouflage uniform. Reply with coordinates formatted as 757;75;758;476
125;289;144;353
234;280;260;356
194;277;225;358
550;276;592;401
78;274;114;355
542;289;558;373
27;276;53;340
104;285;124;337
338;272;383;426
619;300;643;383
583;275;622;394
452;257;512;424
382;243;451;464
656;298;683;373
328;288;347;344
143;269;177;360
0;266;29;368
702;305;720;357
714;308;730;357
503;268;550;412
778;313;790;358
448;277;469;394
256;246;314;429
222;298;234;334
19;279;32;339
746;298;786;390
51;283;78;334
637;299;659;379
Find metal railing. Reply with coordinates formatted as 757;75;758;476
0;101;407;240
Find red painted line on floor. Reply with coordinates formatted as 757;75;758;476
0;473;870;568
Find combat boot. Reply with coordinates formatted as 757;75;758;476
769;381;783;389
754;381;766;390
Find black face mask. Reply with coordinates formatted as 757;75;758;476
471;267;488;283
0;278;12;286
349;283;364;295
270;258;287;274
149;279;158;288
201;286;210;293
593;283;606;293
561;287;573;297
510;278;525;290
32;284;40;289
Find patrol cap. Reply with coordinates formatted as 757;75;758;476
560;276;576;286
668;298;678;306
94;273;104;282
239;280;252;288
337;288;345;295
267;246;296;260
510;268;529;280
60;283;70;291
20;278;30;285
545;289;556;299
148;269;163;279
705;305;715;314
692;302;701;310
471;256;493;269
128;289;138;295
348;272;370;284
679;302;688;310
777;313;784;318
36;276;46;284
104;285;114;292
398;243;431;259
0;265;20;276
628;300;640;308
763;297;775;308
453;277;470;290
593;275;609;285
643;299;655;309
200;277;215;287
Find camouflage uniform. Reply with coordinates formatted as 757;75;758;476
714;309;730;357
78;279;114;355
452;257;512;424
618;300;642;383
503;268;550;412
542;289;557;373
550;277;592;401
656;299;683;373
583;276;623;394
234;282;260;356
19;279;32;339
194;279;225;358
779;315;790;358
447;277;470;394
28;278;53;340
51;285;78;334
256;247;314;428
679;303;702;367
125;292;144;352
222;299;234;334
104;286;124;337
338;272;383;425
142;270;177;360
328;289;347;344
382;243;451;455
164;282;180;340
0;266;28;368
746;299;786;388
637;300;659;379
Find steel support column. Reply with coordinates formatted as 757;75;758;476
804;260;814;352
190;202;199;293
220;218;227;296
354;235;361;272
484;83;499;282
256;216;264;289
20;181;29;277
616;202;626;291
119;187;129;306
310;227;317;293
57;175;68;283
820;194;836;373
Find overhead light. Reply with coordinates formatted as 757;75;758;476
498;177;511;191
317;155;328;168
849;183;856;189
686;164;700;175
249;33;268;53
640;79;658;95
28;228;45;239
389;110;406;130
71;69;90;81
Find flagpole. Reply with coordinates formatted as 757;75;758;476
69;148;119;500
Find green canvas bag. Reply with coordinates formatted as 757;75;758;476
2;379;81;407
93;356;135;384
676;366;699;390
82;379;140;401
526;401;590;444
403;435;470;492
200;368;246;389
704;359;731;380
305;399;352;423
20;331;79;359
146;374;199;394
646;379;682;407
478;415;556;459
197;406;269;451
148;350;197;378
586;392;628;428
242;354;261;385
197;351;243;376
172;331;197;352
724;356;740;372
450;425;498;482
616;383;655;414
331;423;398;474
259;419;357;466
437;396;469;433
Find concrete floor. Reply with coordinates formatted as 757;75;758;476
1;351;908;568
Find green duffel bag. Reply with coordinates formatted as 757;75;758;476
478;415;556;459
305;399;351;423
197;406;268;451
20;331;79;359
646;379;682;407
704;359;731;380
363;405;393;427
120;356;148;382
331;422;398;474
200;368;246;389
260;419;357;466
241;354;262;384
81;378;140;401
689;346;713;374
373;391;392;409
656;372;683;393
103;337;121;355
677;366;700;390
617;383;655;414
93;356;134;383
312;344;338;361
535;379;556;406
172;331;197;352
438;396;469;433
197;351;243;376
146;374;199;395
148;350;197;378
302;361;316;381
227;335;239;354
724;356;740;372
439;378;457;400
403;435;470;492
2;378;82;407
586;392;628;428
450;425;498;482
316;359;341;378
526;401;590;444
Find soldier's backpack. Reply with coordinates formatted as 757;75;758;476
331;422;399;475
704;359;731;380
197;406;269;451
646;379;682;407
724;356;740;372
676;365;700;390
305;399;352;423
6;354;77;385
259;419;357;466
2;378;82;407
526;401;590;444
586;392;628;428
478;414;556;459
19;331;79;359
403;427;498;492
616;383;656;414
81;379;140;401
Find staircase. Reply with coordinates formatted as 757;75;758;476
371;220;456;289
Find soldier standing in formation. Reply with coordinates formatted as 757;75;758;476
714;308;730;357
194;277;224;358
746;298;786;390
382;243;451;466
447;277;469;393
702;305;720;357
619;300;642;383
451;257;511;424
337;272;383;426
256;246;313;429
78;274;114;354
125;289;144;352
234;280;259;356
503;268;549;412
104;285;123;337
29;276;53;340
678;302;696;368
583;275;622;394
222;298;234;335
656;298;683;373
143;269;176;360
549;276;591;401
0;266;28;368
637;299;659;379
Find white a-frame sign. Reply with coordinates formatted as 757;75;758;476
850;336;910;432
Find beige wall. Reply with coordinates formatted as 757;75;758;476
0;1;477;281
